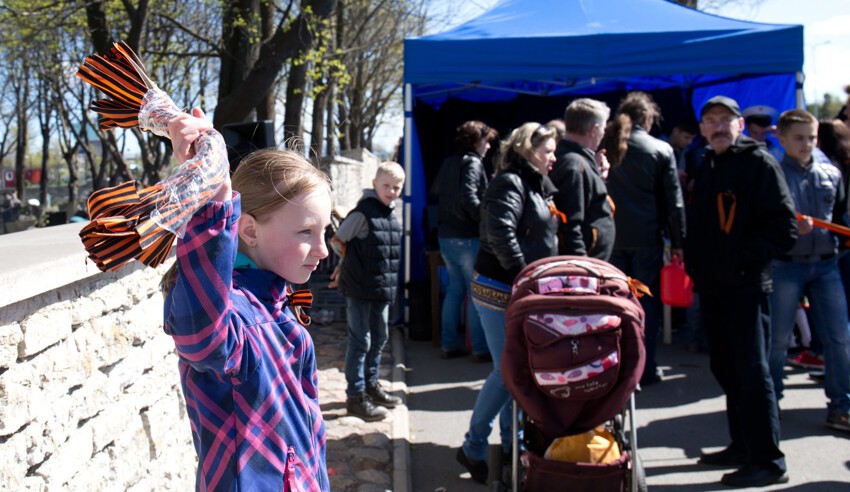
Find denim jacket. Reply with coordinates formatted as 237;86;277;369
779;155;846;257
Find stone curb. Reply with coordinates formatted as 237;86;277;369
391;327;412;492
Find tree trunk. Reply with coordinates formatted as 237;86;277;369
14;74;29;201
284;60;308;144
310;85;328;162
214;0;337;127
255;0;277;121
84;0;112;54
325;79;336;157
38;84;50;226
218;0;263;124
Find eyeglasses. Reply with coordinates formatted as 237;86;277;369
702;115;739;127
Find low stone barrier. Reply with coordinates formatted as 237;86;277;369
0;223;195;490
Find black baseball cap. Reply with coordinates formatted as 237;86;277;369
700;96;742;118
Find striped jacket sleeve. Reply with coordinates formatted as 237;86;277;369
164;194;250;377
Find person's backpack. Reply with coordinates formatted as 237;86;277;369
502;255;646;439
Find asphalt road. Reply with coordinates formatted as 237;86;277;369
404;334;850;491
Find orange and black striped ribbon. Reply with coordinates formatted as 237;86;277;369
79;181;175;271
76;41;155;129
286;288;314;327
717;192;737;234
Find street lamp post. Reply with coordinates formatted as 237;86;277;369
809;40;831;118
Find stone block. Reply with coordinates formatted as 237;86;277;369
69;295;107;327
34;425;93;486
91;405;137;453
0;361;37;435
19;300;73;357
105;420;150;488
66;451;113;491
73;318;128;372
0;322;22;368
31;338;90;402
19;476;47;491
0;431;28;489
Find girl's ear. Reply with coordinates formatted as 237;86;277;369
238;213;259;247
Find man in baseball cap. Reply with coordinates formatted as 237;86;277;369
700;95;741;118
687;94;797;487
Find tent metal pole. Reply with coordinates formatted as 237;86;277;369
796;71;804;109
403;83;413;325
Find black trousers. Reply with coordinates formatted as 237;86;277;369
700;290;786;472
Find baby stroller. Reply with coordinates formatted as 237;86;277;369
493;256;648;491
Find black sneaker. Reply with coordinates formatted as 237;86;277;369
827;410;850;432
346;393;388;421
366;383;402;408
698;446;747;467
721;465;788;487
456;447;488;484
440;348;469;359
471;352;493;363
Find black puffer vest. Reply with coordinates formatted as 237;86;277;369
339;197;402;302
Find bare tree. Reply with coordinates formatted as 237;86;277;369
332;0;427;152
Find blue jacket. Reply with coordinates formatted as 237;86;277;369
163;195;329;491
779;155;847;257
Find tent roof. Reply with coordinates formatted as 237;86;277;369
404;0;803;98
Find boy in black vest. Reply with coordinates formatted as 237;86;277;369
332;161;405;421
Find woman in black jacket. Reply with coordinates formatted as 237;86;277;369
456;122;560;483
433;121;499;360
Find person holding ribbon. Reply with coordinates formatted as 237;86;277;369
161;111;332;491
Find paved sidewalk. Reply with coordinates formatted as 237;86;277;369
309;278;409;492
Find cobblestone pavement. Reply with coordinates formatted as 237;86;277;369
308;272;407;492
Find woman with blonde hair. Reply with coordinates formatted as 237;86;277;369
456;122;561;483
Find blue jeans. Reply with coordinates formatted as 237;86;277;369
344;298;390;398
610;248;663;380
463;281;513;461
439;237;488;355
769;258;850;413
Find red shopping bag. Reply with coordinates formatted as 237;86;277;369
660;255;694;307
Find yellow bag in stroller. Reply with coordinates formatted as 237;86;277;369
544;426;621;464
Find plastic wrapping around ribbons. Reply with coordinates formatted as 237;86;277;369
76;42;228;272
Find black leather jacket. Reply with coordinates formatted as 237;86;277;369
550;139;615;260
607;126;686;250
433;151;488;238
475;156;559;285
685;136;797;293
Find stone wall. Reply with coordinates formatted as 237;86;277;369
0;224;195;491
0;151;387;490
323;148;403;225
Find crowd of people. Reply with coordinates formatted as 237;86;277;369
153;84;850;490
431;90;850;488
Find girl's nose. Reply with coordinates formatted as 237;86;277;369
314;238;329;259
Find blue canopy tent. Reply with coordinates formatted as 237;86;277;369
400;0;803;321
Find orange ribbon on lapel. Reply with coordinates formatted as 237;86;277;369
286;288;314;327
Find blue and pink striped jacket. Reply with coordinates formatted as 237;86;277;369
163;195;329;491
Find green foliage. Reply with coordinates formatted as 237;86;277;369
810;93;846;121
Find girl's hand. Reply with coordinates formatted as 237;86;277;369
167;107;213;163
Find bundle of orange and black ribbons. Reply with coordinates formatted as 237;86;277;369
76;41;314;325
76;41;229;272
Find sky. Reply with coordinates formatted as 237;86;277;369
713;0;850;103
373;0;850;150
